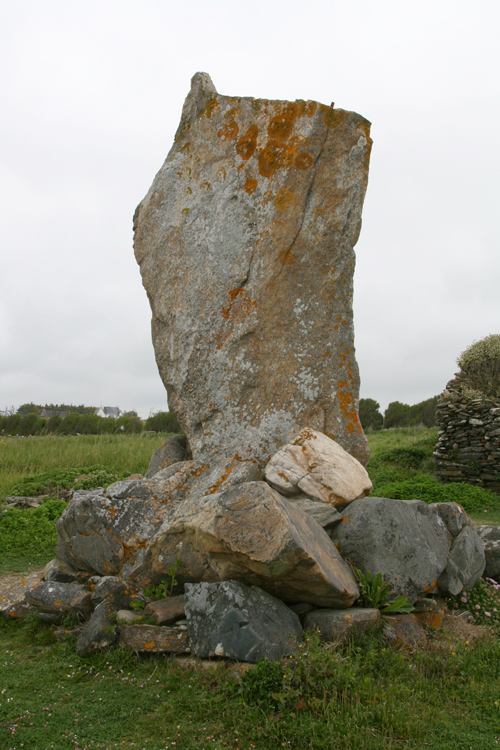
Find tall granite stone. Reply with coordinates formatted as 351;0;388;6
134;72;372;466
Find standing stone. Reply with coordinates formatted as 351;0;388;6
134;72;372;467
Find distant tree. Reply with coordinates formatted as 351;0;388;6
145;411;181;433
123;410;139;418
44;415;62;433
17;413;45;435
3;414;21;434
384;401;411;429
57;413;81;435
116;415;143;434
75;414;101;434
359;399;384;431
17;403;43;416
408;396;439;427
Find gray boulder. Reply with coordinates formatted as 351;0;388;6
438;526;485;596
330;497;451;602
90;576;145;610
184;580;302;662
477;525;500;580
44;558;79;583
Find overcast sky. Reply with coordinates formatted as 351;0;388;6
1;0;499;419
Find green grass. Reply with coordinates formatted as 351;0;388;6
0;620;499;750
0;433;168;500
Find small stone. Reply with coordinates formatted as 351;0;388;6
143;595;186;625
76;601;118;656
118;625;190;654
303;607;381;641
383;614;426;646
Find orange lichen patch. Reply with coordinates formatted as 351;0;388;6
327;493;342;506
414;611;444;630
258;140;286;178
201;97;219;119
180;141;193;155
144;642;155;650
218;120;239;141
422;580;438;594
334;325;339;331
274;188;295;212
243;175;258;195
182;208;189;216
55;600;61;606
295;152;314;170
221;288;257;320
268;102;298;141
341;515;350;524
278;247;293;266
303;100;317;117
346;422;355;435
323;107;346;129
236;125;259;160
336;390;362;436
200;181;211;190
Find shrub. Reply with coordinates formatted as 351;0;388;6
359;399;383;431
0;498;67;566
458;334;500;399
374;474;500;513
5;465;126;499
145;411;181;433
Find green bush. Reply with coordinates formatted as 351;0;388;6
145;411;181;433
374;474;500;513
458;334;500;399
359;399;384;431
5;465;126;499
0;498;67;567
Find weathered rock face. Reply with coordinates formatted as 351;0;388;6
134;72;372;467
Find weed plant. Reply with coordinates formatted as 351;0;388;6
448;577;500;635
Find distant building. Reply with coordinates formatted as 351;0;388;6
95;406;122;418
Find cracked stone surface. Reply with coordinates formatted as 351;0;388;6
134;72;372;467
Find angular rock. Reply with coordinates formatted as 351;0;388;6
303;607;381;641
44;558;79;583
145;434;190;478
133;481;359;608
76;601;118;656
383;614;427;646
283;494;342;527
118;625;190;654
431;503;473;538
116;610;143;625
90;576;146;610
477;525;500;580
143;595;186;625
25;582;93;618
265;428;372;507
330;497;451;603
184;580;301;662
438;526;485;596
0;571;43;619
134;72;372;467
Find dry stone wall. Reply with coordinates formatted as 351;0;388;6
434;374;500;493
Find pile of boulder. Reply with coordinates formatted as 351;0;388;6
1;428;491;661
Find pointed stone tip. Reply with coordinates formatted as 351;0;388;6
190;71;217;96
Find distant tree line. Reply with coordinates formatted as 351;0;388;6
359;396;439;431
0;406;181;436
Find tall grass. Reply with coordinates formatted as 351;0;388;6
0;433;167;499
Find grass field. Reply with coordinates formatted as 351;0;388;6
1;429;500;749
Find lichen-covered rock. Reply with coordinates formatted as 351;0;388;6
383;614;427;646
438;526;485;596
118;625;190;654
265;428;372;506
76;601;118;655
43;558;79;583
132;481;359;608
90;576;145;610
0;571;43;619
431;502;473;538
131;482;359;608
184;580;301;662
134;72;372;467
330;497;451;603
25;582;93;618
303;607;381;641
477;525;500;580
143;595;186;625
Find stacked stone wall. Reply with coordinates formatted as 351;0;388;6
434;374;500;493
